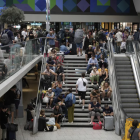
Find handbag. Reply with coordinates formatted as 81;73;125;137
43;96;49;103
82;78;86;86
93;108;100;113
65;94;73;108
5;123;18;132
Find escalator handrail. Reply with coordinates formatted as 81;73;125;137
131;42;140;101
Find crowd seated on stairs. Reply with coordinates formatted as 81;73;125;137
38;37;114;132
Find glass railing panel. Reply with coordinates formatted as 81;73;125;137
0;38;46;84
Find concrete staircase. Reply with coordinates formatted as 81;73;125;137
43;55;112;127
115;56;140;122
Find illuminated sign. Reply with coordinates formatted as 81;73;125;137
31;23;42;26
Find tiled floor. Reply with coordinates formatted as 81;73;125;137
0;117;121;140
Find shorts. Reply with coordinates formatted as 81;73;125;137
78;91;86;100
8;104;15;112
89;111;100;117
15;100;20;109
76;43;82;49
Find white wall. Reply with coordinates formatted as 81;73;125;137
50;14;140;22
24;14;46;22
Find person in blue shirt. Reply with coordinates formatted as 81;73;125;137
65;88;76;123
47;31;55;47
60;42;68;52
86;54;98;73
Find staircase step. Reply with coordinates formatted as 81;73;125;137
62;92;91;95
117;76;134;80
124;108;140;113
115;61;131;65
115;57;130;61
62;84;91;87
121;103;140;108
65;70;86;73
121;98;139;103
120;94;138;98
65;73;88;76
65;80;91;83
127;113;140;118
116;72;133;76
64;60;87;63
62;88;92;91
120;89;137;93
119;85;136;89
61;122;93;127
63;64;87;66
116;65;132;68
116;69;132;72
64;67;87;69
118;81;135;85
65;77;90;80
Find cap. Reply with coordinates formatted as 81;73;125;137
89;45;92;48
48;88;52;90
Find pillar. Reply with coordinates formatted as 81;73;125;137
16;79;24;118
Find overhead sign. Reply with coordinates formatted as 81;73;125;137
13;25;21;29
31;23;42;26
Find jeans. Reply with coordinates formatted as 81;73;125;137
61;105;68;117
87;64;98;72
50;66;56;72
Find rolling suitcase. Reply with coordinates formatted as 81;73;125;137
104;116;114;130
93;122;102;130
7;130;16;140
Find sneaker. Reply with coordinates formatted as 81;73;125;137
46;106;48;109
82;106;84;110
71;121;73;124
86;71;87;74
89;122;92;125
108;98;111;101
77;55;79;57
91;83;93;85
63;81;65;85
102;98;104;101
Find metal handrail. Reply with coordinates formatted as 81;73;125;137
33;38;47;134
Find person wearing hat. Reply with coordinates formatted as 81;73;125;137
85;45;94;62
90;67;99;86
47;88;54;109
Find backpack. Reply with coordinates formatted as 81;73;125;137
74;29;83;43
57;30;65;40
1;30;10;45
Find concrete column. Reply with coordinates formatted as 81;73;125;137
16;79;24;118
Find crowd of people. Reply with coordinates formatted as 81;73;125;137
38;27;115;133
1;25;140;137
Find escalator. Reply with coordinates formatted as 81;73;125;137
115;55;140;121
108;40;140;137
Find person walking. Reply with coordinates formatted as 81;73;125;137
115;29;123;53
74;28;83;57
76;73;88;110
65;88;76;123
127;120;140;140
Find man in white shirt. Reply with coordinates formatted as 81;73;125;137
76;73;88;110
21;28;26;41
115;29;123;53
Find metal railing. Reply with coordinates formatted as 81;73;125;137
33;38;48;134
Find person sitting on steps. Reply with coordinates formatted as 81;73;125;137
88;98;102;125
90;66;99;85
101;81;112;102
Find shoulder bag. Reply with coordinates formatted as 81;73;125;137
82;78;86;86
130;127;137;140
65;94;73;108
